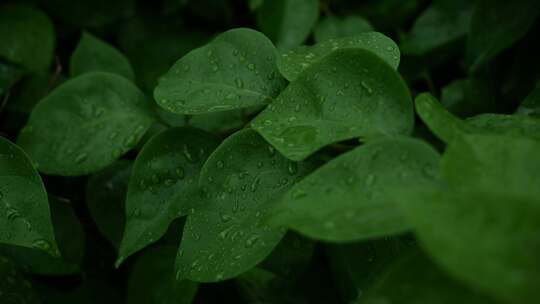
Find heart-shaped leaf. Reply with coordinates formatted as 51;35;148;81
70;32;135;81
400;134;540;303
314;16;374;43
154;28;286;114
0;137;58;256
267;137;440;242
117;127;219;265
175;129;315;282
253;48;413;161
0;4;55;72
278;32;400;82
255;0;319;50
17;72;156;176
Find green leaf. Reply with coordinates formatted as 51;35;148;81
253;48;413;161
0;137;58;256
517;84;540;117
70;32;135;81
0;196;84;275
467;0;540;71
362;250;497;304
0;256;40;304
267;137;440;242
401;135;540;303
127;246;198;304
313;15;374;43
154;28;286;115
416;93;540;143
0;4;55;72
255;0;319;50
277;32;400;82
235;268;308;304
117;127;219;264
86;160;132;249
17;72;155;176
400;0;472;56
175;129;315;282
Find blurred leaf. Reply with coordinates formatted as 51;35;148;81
256;0;319;50
127;246;198;304
70;32;135;81
313;15;373;43
0;4;55;72
86;160;132;249
467;0;540;71
0;256;40;303
401;0;472;56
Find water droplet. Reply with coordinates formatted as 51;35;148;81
164;179;175;187
292;188;306;199
250;177;261;192
366;174;376;186
247;63;256;70
217;160;224;169
219;225;235;239
176;167;185;179
361;81;373;95
183;145;195;162
294;104;301;112
288;162;298;175
245;235;260;248
74;152;87;164
234;78;244;89
220;213;232;223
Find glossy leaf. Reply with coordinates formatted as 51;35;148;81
517;85;540;117
416;93;540;143
255;0;319;50
0;196;84;275
467;0;540;71
401;135;540;303
127;246;198;304
267;137;440;242
363;250;497;304
154;28;286;114
86;160;132;249
0;256;40;304
313;15;374;43
0;4;55;72
253;48;413;161
17;72;155;176
117;127;219;264
175;129;315;282
70;32;135;81
278;32;400;82
400;0;472;55
0;137;58;256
